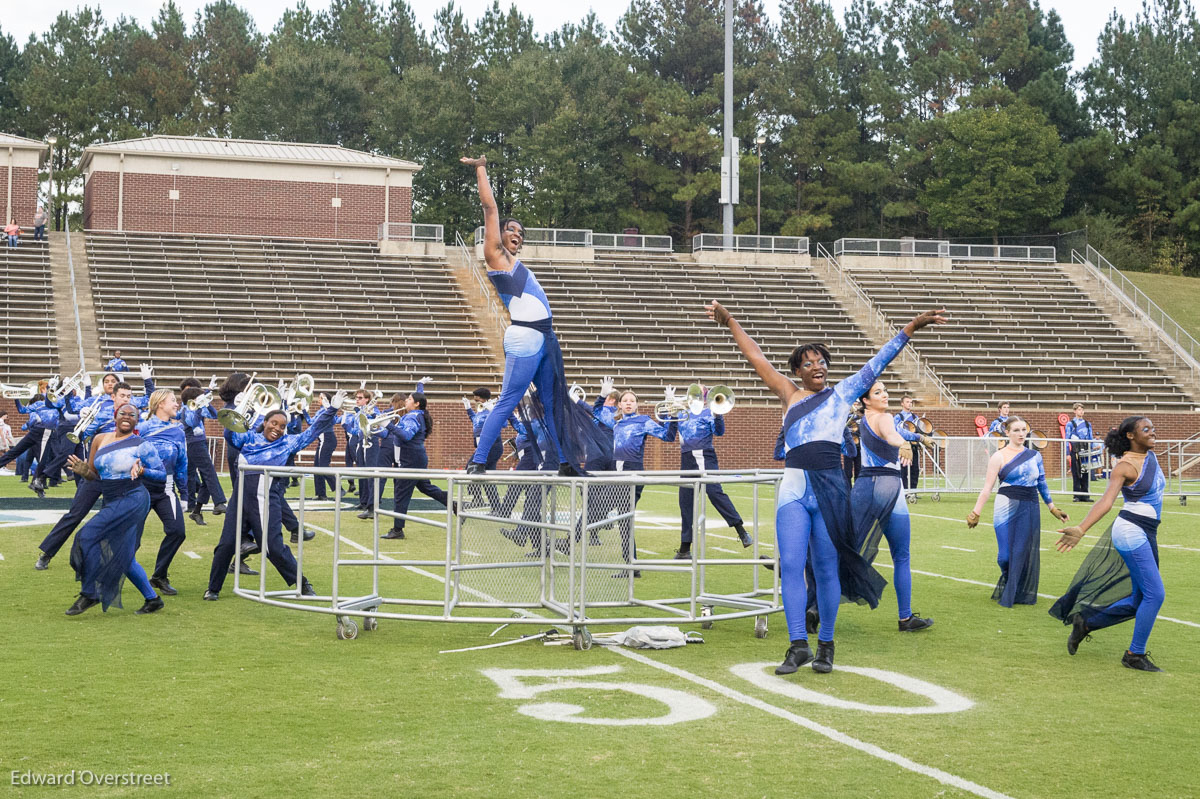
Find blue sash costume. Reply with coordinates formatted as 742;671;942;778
853;418;915;620
1050;452;1166;654
776;333;907;642
992;448;1053;606
137;416;190;582
69;436;165;610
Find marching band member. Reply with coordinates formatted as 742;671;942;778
179;380;227;525
36;374;155;571
855;381;934;631
461;154;593;476
967;416;1068;607
338;399;360;498
1065;402;1094;502
707;298;946;675
1050;417;1166;672
203;391;345;601
106;351;129;372
312;398;340;500
350;387;378;514
892;394;921;489
462;387;503;510
841;405;860;487
672;385;749;559
987;401;1012;436
63;403;164;616
137;389;189;597
381;388;448;540
285;402;313;487
611;389;676;576
0;387;58;496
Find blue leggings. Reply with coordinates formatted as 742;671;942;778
776;499;841;642
1089;542;1164;655
882;512;912;620
472;346;565;466
126;561;157;600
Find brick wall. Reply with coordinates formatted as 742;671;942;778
6;397;1196;476
4;166;40;226
83;171;413;240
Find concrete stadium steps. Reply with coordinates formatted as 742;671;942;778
849;262;1195;410
521;254;916;405
85;231;501;397
0;238;59;382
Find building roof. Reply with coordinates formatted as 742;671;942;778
81;135;420;172
0;132;50;149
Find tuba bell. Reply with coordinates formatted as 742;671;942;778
707;385;735;416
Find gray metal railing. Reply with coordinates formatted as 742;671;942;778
591;232;673;252
1072;246;1200;385
834;238;950;258
378;222;444;242
457;230;507;333
815;243;958;407
948;243;1057;262
62;226;87;373
692;233;809;254
474;226;590;247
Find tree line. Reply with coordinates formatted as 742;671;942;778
2;0;1199;274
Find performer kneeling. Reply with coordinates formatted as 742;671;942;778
203;392;344;600
1049;417;1166;672
707;299;946;675
855;381;933;631
967;416;1068;606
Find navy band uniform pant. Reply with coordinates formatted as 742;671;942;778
678;450;742;544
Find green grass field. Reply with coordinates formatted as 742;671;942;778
1121;271;1200;343
2;473;1197;798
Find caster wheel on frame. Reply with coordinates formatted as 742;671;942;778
700;605;713;630
1180;496;1187;506
906;494;917;505
932;493;941;502
336;617;359;640
363;616;378;632
754;615;768;639
572;627;592;650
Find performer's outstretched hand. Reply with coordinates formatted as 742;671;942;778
1050;505;1070;523
460;156;487;168
705;299;731;326
1056;526;1085;552
903;308;949;335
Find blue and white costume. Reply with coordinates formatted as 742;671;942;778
106;357;128;372
467;402;505;468
207;406;337;594
854;417;918;620
0;397;59;470
182;401;226;510
69;435;164;610
1050;451;1166;654
677;409;743;544
776;333;906;642
892;408;921;489
988;414;1009;436
137;415;189;583
991;448;1053;606
612;412;675;563
384;409;448;535
1065;416;1095;501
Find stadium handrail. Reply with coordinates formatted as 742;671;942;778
815;242;959;407
691;233;810;254
457;230;507;333
834;238;950;258
591;232;673;252
473;226;589;247
378;222;445;242
948;243;1057;262
64;226;87;373
85;227;379;244
1072;246;1200;386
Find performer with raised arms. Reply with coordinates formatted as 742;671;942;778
706;299;947;675
1050;417;1166;672
967;416;1068;607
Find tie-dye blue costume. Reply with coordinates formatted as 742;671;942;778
137;416;189;583
853;416;922;620
1050;451;1166;654
677;409;742;543
70;435;165;610
777;333;908;642
383;409;448;536
991;448;1053;606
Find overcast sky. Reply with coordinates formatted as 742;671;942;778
3;0;1150;72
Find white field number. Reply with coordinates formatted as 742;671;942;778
482;663;972;726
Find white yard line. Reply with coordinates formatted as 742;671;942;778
910;511;1200;553
184;551;201;560
710;546;741;555
636;548;660;556
462;550;483;557
940;546;975;552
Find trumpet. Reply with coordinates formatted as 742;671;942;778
187;392;214;411
67;403;101;444
281;373;315;415
654;383;704;423
47;370;88;403
1;380;40;399
568;384;586;403
358;410;403;447
708;384;735;415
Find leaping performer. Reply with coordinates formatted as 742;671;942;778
706;299;947;675
460;155;604;475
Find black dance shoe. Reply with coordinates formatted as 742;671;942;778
356;509;373;520
203;590;219;601
229;560;258;575
805;608;820;635
735;524;753;548
1122;651;1163;672
29;476;45;492
898;613;935;632
135;597;165;615
673;548;691;560
212;503;227;515
290;528;316;543
381;530;405;540
557;463;587;477
34;554;49;571
149;576;178;596
239;540;261;557
1067;614;1091;655
301;578;317;597
775;642;815;675
465;462;486;475
188;509;206;526
812;640;835;673
65;594;100;616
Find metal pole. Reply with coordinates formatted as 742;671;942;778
756;138;762;235
722;0;734;247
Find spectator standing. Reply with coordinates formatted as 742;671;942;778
32;206;47;241
4;218;19;247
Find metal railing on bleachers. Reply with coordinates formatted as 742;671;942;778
692;233;809;254
377;222;444;242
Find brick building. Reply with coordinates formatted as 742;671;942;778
80;136;420;240
1;132;49;227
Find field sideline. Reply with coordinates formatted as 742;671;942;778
1;475;1196;798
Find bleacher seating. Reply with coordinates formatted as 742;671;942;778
850;262;1195;409
0;239;58;382
523;252;915;405
85;232;501;398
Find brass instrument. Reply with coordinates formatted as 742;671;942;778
46;370;87;403
282;373;315;415
67;403;101;444
653;383;705;423
358;410;404;447
187;392;214;411
708;384;735;415
217;373;282;433
0;380;40;399
568;384;586;404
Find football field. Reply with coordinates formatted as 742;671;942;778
2;476;1196;798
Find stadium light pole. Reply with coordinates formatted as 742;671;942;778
46;135;57;232
721;0;735;249
755;134;765;236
